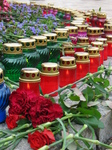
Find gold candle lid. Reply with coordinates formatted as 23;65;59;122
19;68;40;82
87;27;101;35
75;52;90;63
91;41;103;51
71;22;84;26
96;38;107;46
3;43;22;54
97;12;106;19
18;39;36;49
87;47;100;57
100;28;104;35
104;24;112;31
56;28;69;32
106;35;112;42
92;11;97;17
54;30;68;39
59;56;76;69
30;36;47;46
63;45;74;51
65;26;78;34
41;62;59;76
43;33;57;42
0;68;4;84
73;17;85;21
77;37;89;46
77;24;88;32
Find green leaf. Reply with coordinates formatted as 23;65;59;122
76;116;104;129
69;94;80;101
11;138;22;150
99;7;101;12
39;85;43;96
17;119;30;127
93;77;110;88
77;107;101;119
82;87;94;102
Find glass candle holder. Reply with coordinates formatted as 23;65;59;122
53;7;58;16
40;62;59;96
54;30;69;42
87;47;100;73
100;28;105;38
90;12;97;27
0;68;10;123
43;33;60;62
84;12;91;23
19;68;40;96
75;52;90;81
60;44;75;57
87;27;101;44
48;6;54;14
96;38;108;60
97;12;106;28
104;24;112;37
30;36;49;70
65;26;78;45
106;35;112;57
91;41;104;65
76;37;89;52
2;43;27;82
59;56;76;87
65;10;71;20
77;24;88;37
18;39;40;68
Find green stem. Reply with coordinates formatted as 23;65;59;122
12;124;31;132
5;81;18;89
75;124;88;136
4;76;19;86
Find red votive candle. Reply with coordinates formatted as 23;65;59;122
40;62;59;96
97;12;106;28
59;56;76;87
91;41;104;65
90;11;97;27
75;52;90;81
60;44;75;57
76;37;89;52
54;30;69;41
104;24;112;37
87;27;101;44
96;38;108;60
65;26;78;45
106;35;112;57
19;68;40;96
76;24;88;37
87;47;100;73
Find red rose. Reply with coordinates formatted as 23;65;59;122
42;128;55;144
28;129;55;150
6;114;19;129
28;131;46;150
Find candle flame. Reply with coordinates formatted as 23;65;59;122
66;70;69;75
91;59;93;63
79;65;82;69
27;83;30;90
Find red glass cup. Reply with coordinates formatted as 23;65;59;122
40;62;59;96
59;56;76;88
90;16;97;27
75;52;90;81
19;68;40;96
97;12;106;28
106;35;112;57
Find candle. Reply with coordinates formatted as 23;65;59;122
104;24;112;37
30;36;49;70
2;43;27;82
54;30;69;42
59;56;76;87
0;68;10;122
96;38;108;60
60;44;75;57
91;41;104;65
87;27;101;44
87;47;100;73
106;35;112;57
84;12;91;23
65;9;71;20
97;12;106;28
43;33;60;62
75;52;90;81
18;39;40;68
76;37;89;52
90;11;97;27
65;26;78;44
19;68;40;96
40;62;59;96
76;24;88;37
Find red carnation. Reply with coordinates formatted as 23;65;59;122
28;129;55;150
